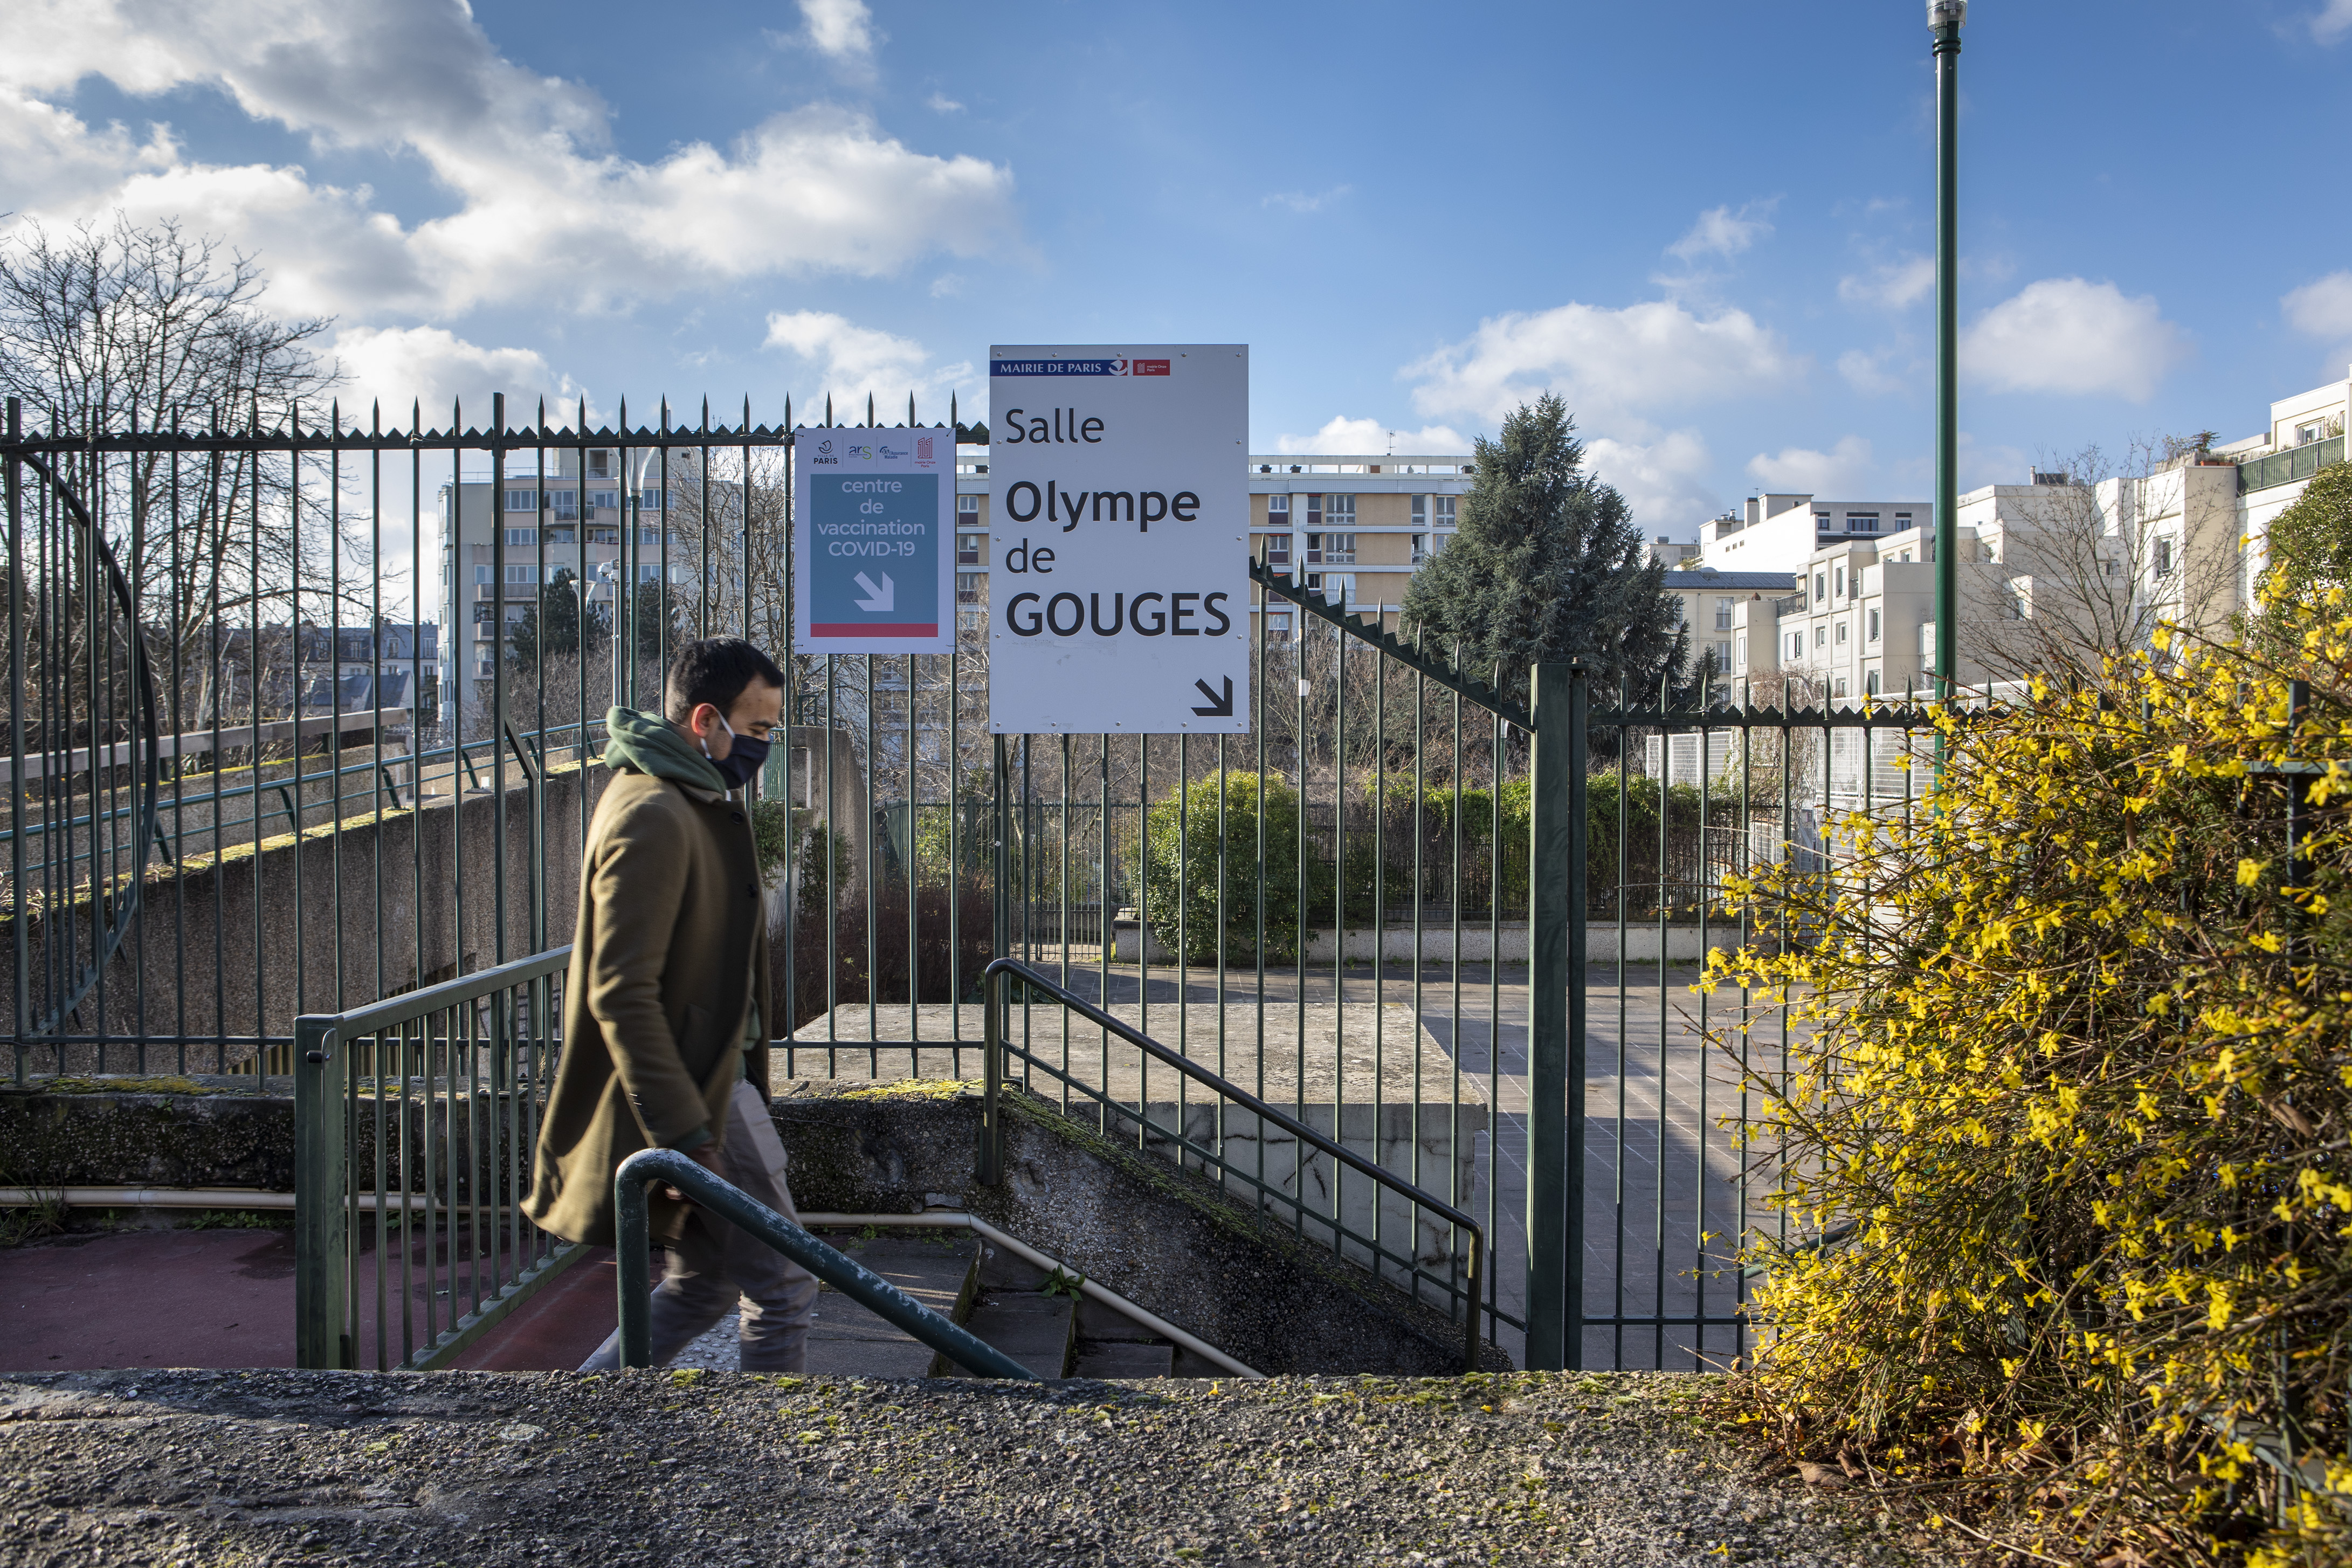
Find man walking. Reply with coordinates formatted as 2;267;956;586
525;637;819;1372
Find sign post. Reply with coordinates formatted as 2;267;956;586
986;345;1249;735
791;427;955;656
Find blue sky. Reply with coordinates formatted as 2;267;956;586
8;0;2352;542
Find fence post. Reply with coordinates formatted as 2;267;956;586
293;1013;349;1369
1525;661;1582;1370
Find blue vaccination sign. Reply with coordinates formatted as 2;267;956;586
792;428;954;655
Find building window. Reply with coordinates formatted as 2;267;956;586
957;533;983;566
1264;533;1292;567
1836;620;1849;644
1813;625;1826;649
1815;512;1833;531
1868;609;1881;643
506;564;533;583
1787;632;1803;660
638;488;665;512
1411;495;1426;527
1813;571;1827;602
1411;534;1429;564
1712;596;1734;630
586;526;618;544
1834;676;1849;699
1433;495;1456;527
1865;669;1881;696
588;489;619;512
1326;494;1356;527
1264;611;1293;645
1894;512;1913;528
1736;638;1747;669
2153;537;2174;577
1305;494;1322;531
957;493;981;519
505;489;539;512
1268;493;1291;524
550;491;580;521
956;572;983;605
1323;534;1357;564
1834;566;1846;598
473;565;493;584
588;450;613;479
1847;513;1880;533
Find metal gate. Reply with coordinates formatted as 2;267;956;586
6;397;1930;1371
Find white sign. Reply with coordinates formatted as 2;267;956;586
988;344;1249;734
791;426;955;656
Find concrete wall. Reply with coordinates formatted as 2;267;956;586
4;761;611;1074
771;1081;1506;1376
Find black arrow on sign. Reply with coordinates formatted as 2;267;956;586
1190;676;1234;717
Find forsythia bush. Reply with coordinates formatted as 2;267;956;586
1706;591;2351;1565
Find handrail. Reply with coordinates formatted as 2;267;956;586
977;956;1488;1374
613;1147;1037;1380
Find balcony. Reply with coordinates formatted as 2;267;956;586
2239;434;2343;493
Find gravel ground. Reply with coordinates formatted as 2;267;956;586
0;1369;1957;1567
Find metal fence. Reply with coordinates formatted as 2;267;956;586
294;944;573;1371
10;398;1937;1373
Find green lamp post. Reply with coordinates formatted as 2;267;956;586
1930;0;1964;700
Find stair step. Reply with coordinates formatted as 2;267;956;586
669;1232;977;1377
1071;1339;1174;1379
940;1291;1076;1379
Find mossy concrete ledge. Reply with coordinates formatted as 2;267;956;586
0;1074;296;1189
769;1077;1507;1377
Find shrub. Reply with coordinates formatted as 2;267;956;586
1706;593;2352;1565
1136;772;1305;965
776;826;992;1020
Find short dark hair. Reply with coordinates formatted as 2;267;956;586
664;638;785;723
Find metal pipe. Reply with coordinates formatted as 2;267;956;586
613;1146;1036;1380
1932;0;1965;700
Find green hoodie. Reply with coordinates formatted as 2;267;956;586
602;706;730;795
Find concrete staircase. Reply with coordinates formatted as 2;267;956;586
672;1227;1211;1380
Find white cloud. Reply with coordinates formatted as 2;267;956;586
799;0;877;61
2313;0;2352;43
1261;185;1352;215
2283;271;2352;338
0;0;1015;319
1584;430;1719;537
333;326;582;424
1746;436;1874;496
1960;277;2188;402
763;309;972;413
1665;201;1774;262
926;92;965;114
1838;349;1908;397
929;273;965;298
1273;415;1468;456
1405;298;1799;427
1838;255;1934;310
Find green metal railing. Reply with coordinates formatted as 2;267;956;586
2239;434;2344;494
980;955;1490;1374
294;943;574;1370
612;1146;1034;1379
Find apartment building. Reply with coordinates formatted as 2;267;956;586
953;452;1479;640
438;443;701;703
1699;493;1933;577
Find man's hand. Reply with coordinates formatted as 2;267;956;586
662;1139;727;1204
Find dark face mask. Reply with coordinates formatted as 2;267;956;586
707;716;771;791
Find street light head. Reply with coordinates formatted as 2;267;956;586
1927;0;1966;29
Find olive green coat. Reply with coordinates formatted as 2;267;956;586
523;768;773;1247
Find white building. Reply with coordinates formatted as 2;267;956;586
1699;493;1932;577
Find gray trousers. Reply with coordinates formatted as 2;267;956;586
581;1079;820;1373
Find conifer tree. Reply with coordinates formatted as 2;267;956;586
1401;395;1689;706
